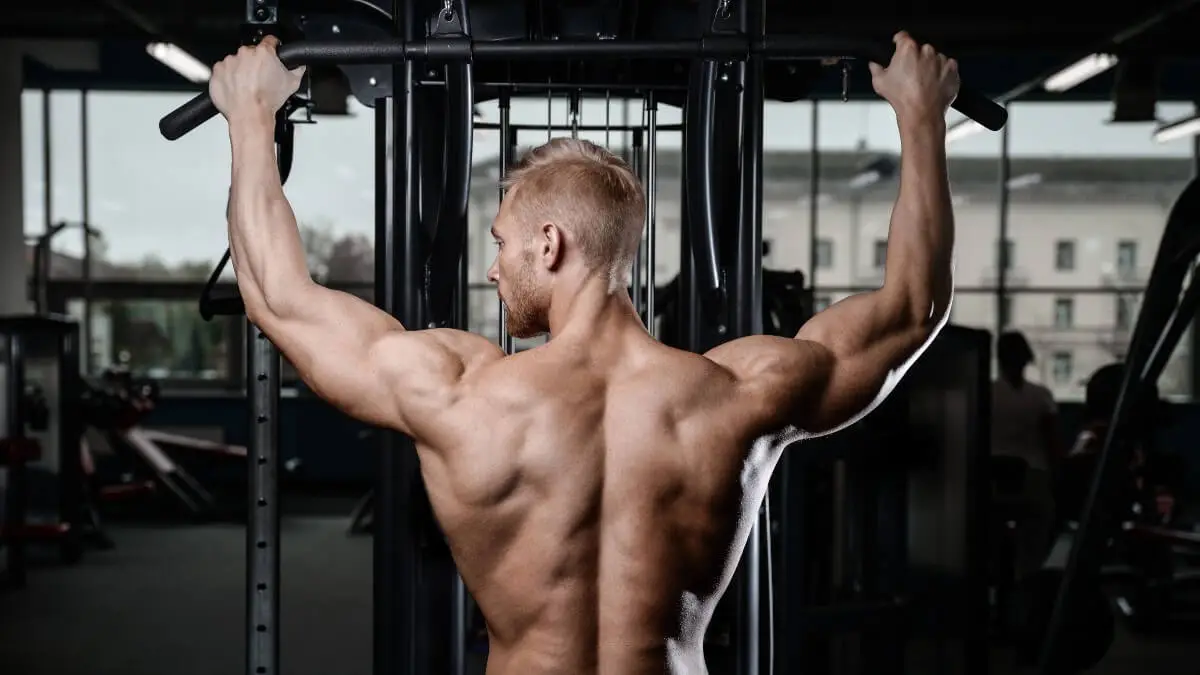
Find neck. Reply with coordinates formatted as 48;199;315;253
547;272;641;342
1001;368;1025;385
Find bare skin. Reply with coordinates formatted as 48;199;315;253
210;33;959;674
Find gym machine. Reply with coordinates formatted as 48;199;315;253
81;369;250;521
159;2;1006;674
0;315;86;587
760;323;992;675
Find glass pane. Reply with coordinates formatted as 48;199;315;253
1005;102;1193;294
815;101;1000;291
949;291;997;335
22;91;44;241
470;284;497;343
77;93;374;282
89;299;236;380
23;92;95;281
1002;101;1195;399
762;101;814;286
1002;290;1196;400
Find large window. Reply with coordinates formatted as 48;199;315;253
25;92;1198;401
65;297;238;381
1002;101;1195;400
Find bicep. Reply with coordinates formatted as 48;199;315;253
782;291;941;435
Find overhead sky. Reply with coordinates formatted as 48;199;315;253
22;90;1196;265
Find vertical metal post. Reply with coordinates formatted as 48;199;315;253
2;333;27;588
246;323;281;675
645;93;658;337
42;90;51;238
808;100;819;288
631;127;645;321
996;104;1011;333
452;88;471;674
376;1;423;673
569;89;581;139
497;92;515;355
451;241;468;675
239;3;284;670
737;8;766;671
80;92;92;371
57;323;84;552
1189;104;1199;400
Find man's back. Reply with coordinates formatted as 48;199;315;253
213;30;958;675
418;332;779;675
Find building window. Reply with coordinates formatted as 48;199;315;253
1052;351;1073;384
814;295;832;313
997;238;1014;271
1116;294;1137;330
815;238;834;269
1055;240;1075;271
873;239;888;269
1117;240;1138;276
1054;297;1074;329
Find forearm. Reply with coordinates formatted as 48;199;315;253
882;116;955;325
227;111;313;318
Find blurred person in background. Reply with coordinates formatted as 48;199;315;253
991;330;1060;578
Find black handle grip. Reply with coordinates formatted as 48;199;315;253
199;294;246;321
160;43;309;140
861;43;1006;131
160;92;218;141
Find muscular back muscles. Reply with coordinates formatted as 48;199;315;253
213;33;957;675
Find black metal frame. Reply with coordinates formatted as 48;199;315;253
242;0;285;670
373;0;420;670
158;32;1005;142
0;315;85;588
150;3;1012;675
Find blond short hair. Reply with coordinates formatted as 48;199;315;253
501;138;646;278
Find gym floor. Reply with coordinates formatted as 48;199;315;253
0;501;1195;675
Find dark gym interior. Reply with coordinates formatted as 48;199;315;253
2;1;1200;674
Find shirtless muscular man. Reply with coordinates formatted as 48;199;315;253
210;30;959;675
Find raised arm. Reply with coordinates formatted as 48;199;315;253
708;33;959;437
211;38;500;441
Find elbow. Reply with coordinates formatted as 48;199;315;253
241;279;313;327
893;266;954;332
243;297;275;329
886;287;950;338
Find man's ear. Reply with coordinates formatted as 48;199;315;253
540;222;564;270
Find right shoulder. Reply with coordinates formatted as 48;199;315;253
700;336;833;437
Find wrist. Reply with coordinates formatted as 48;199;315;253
896;112;947;138
228;106;276;140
